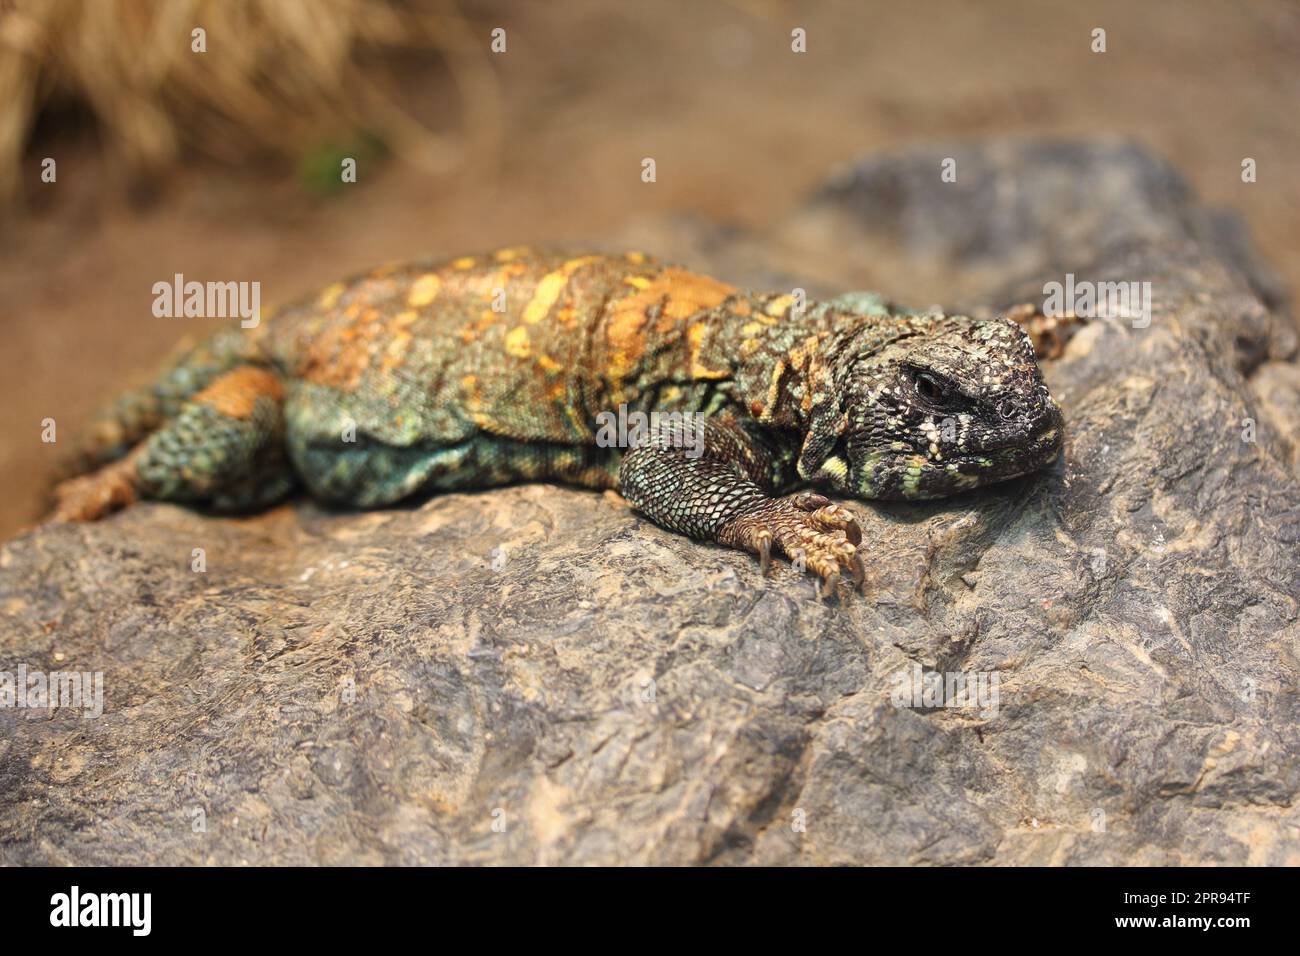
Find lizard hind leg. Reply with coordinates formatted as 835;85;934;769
59;325;263;482
52;366;294;521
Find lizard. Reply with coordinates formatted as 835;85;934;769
51;247;1065;597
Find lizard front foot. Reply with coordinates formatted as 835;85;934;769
718;492;866;599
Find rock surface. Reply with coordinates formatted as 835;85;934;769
2;139;1298;865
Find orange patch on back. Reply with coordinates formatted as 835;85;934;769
523;256;602;325
504;326;532;358
194;367;284;420
476;261;528;302
606;268;736;380
407;274;442;307
460;373;483;412
765;294;793;317
688;322;729;380
300;303;422;389
318;283;346;309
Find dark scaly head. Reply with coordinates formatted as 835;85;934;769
797;312;1063;500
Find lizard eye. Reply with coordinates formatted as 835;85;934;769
910;368;955;407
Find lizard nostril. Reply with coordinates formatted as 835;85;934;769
998;400;1017;421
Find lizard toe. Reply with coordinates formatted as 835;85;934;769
791;492;831;512
775;522;861;600
716;497;863;598
807;502;862;545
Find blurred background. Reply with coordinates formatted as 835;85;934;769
2;0;1298;538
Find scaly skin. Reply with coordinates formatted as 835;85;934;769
54;248;1064;597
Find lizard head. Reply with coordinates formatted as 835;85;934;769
799;313;1063;500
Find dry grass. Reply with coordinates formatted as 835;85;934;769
0;0;501;204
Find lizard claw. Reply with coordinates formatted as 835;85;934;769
756;530;773;576
815;567;839;601
719;496;866;599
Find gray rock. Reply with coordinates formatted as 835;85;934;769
2;138;1298;865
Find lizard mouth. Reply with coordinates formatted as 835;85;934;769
845;402;1063;499
879;419;1063;498
1023;403;1066;467
945;408;1064;482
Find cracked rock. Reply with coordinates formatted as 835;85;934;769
2;138;1298;865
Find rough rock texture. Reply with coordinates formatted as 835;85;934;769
3;138;1298;865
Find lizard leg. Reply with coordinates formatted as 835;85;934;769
52;366;293;521
618;418;865;598
60;326;261;481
